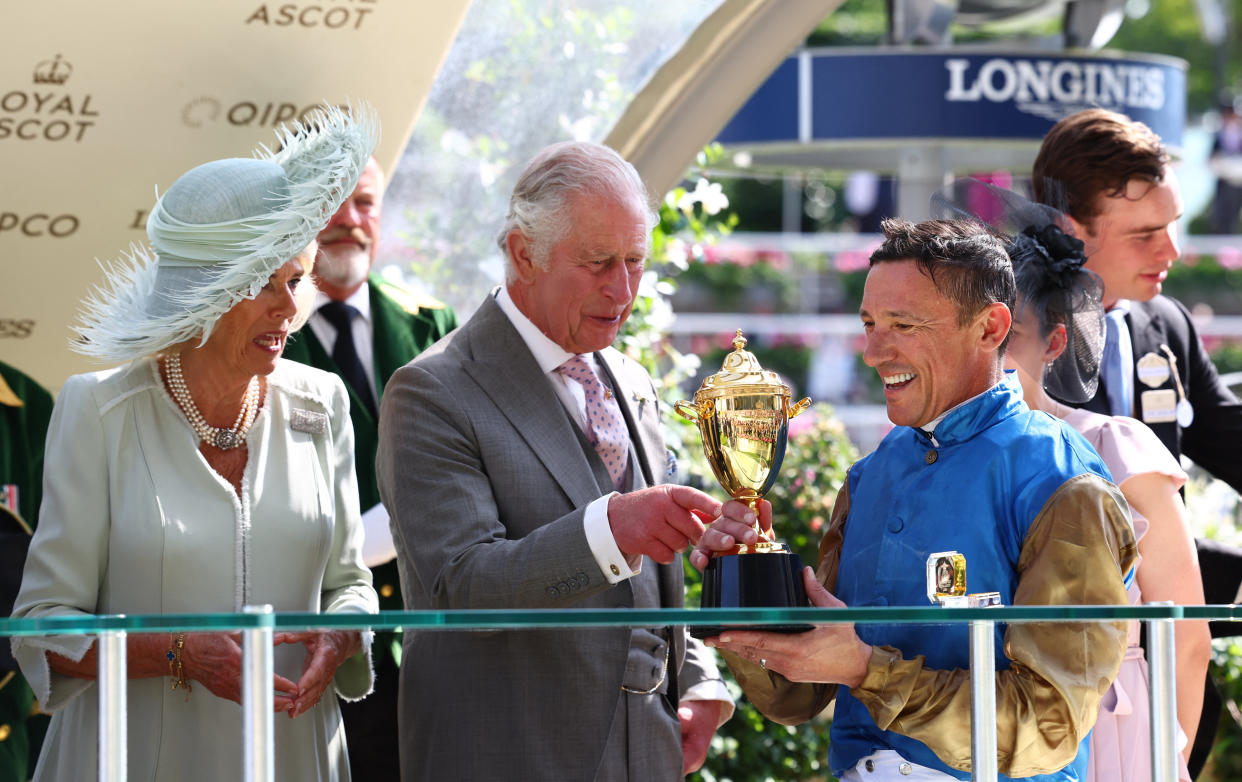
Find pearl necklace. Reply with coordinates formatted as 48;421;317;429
164;353;260;450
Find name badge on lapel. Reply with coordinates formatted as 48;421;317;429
1136;352;1171;388
1141;389;1177;424
290;408;328;435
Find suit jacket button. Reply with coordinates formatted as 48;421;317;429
380;584;395;598
925;450;938;465
610;564;621;576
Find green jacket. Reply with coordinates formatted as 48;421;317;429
282;277;457;658
0;361;53;782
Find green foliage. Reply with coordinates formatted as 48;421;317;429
1108;0;1242;116
807;0;887;46
1164;254;1242;313
766;407;859;567
1205;638;1242;781
1209;341;1242;377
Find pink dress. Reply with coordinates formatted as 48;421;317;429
1062;408;1191;782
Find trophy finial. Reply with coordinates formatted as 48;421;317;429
732;330;747;351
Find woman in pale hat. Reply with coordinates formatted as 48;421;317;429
11;105;380;781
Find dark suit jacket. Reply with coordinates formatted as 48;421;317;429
375;294;721;781
1079;295;1242;491
282;276;457;632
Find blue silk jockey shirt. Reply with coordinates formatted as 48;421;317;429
830;371;1133;780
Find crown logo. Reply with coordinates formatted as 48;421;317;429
33;54;72;86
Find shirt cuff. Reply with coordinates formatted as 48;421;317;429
682;681;736;727
584;492;639;584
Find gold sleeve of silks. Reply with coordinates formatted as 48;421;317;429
727;473;1137;777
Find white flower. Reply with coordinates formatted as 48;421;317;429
692;178;729;216
664;237;689;271
675;188;697;213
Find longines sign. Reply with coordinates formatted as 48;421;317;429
717;48;1187;149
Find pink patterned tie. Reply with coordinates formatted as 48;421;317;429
556;355;630;490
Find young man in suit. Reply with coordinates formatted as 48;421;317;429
1034;108;1242;776
377;141;732;781
283;157;457;782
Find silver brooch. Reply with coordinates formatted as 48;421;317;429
290;409;328;434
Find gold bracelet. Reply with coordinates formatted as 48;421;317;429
166;633;191;700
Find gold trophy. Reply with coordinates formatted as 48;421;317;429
676;330;812;638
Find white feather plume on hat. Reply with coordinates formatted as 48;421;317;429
73;101;379;362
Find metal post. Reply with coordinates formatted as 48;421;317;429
969;620;998;782
1147;601;1178;782
97;627;127;782
243;605;275;782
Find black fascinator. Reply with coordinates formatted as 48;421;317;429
932;180;1105;404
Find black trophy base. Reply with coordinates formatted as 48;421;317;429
691;550;812;639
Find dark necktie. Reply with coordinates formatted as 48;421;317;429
318;300;377;419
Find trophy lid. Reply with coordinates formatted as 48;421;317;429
697;330;791;400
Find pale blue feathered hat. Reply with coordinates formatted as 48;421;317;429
73;102;379;362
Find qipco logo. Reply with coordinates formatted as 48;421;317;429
0;212;80;238
182;98;332;129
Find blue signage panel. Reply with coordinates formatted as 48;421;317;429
717;49;1187;149
715;57;800;145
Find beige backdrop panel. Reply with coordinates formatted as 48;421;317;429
1;0;469;392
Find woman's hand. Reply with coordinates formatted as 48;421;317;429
181;632;299;712
275;630;362;718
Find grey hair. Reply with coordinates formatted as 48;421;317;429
496;141;657;282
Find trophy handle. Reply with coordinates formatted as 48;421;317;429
675;400;704;421
789;397;812;419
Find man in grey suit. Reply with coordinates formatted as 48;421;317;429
376;141;733;781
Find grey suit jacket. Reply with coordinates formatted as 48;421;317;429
376;294;721;781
